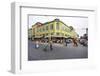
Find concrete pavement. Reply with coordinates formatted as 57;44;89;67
28;40;88;61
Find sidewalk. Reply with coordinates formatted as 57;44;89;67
39;42;65;47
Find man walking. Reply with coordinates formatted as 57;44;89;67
49;41;53;51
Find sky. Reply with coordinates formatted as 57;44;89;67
28;15;88;36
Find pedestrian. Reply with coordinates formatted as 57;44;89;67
43;45;48;52
49;41;53;51
65;39;68;46
72;38;78;47
35;40;39;49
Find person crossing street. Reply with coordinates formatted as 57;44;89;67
49;41;53;51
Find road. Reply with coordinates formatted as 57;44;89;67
28;40;88;61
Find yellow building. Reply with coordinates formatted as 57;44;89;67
31;19;78;42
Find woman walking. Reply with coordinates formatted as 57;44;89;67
35;40;39;49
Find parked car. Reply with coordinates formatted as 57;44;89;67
79;34;88;46
79;38;88;46
65;39;72;44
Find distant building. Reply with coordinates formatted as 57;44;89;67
31;19;78;42
28;28;32;40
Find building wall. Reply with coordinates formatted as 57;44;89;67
31;19;78;39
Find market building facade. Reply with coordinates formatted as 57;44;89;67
31;19;78;43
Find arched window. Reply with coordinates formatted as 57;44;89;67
50;24;53;30
56;22;59;30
